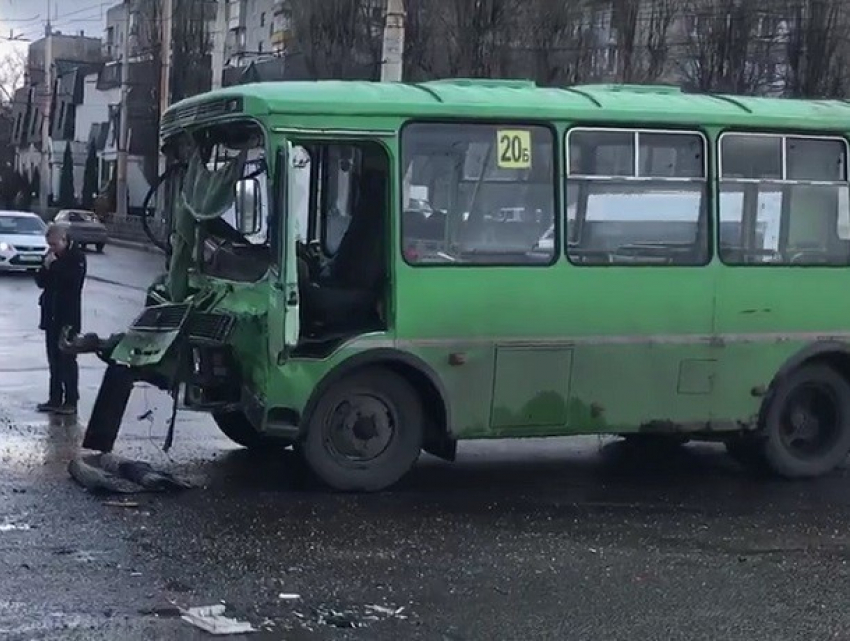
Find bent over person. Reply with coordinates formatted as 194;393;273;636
35;223;87;415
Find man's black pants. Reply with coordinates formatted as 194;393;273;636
45;328;79;405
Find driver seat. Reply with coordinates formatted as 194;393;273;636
301;170;386;333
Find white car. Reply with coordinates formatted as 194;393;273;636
0;211;49;273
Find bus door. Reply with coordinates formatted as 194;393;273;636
267;141;302;365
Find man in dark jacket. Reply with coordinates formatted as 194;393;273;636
35;224;87;415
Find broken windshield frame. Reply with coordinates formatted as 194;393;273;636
160;120;273;285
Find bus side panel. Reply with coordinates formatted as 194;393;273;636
714;267;850;424
394;265;718;439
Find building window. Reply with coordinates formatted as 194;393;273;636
401;122;556;266
258;41;264;53
260;12;266;27
566;128;709;266
719;133;850;266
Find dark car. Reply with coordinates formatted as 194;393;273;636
54;209;109;253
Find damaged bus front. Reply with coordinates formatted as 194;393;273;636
69;105;302;454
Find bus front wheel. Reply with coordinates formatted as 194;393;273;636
300;368;424;492
213;411;267;450
759;363;850;478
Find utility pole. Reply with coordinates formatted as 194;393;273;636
380;0;405;82
115;4;132;219
159;0;173;175
39;0;52;214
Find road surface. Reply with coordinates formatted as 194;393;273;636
0;245;849;640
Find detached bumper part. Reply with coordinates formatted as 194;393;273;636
82;365;135;452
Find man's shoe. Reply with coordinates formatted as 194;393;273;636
36;402;62;413
55;404;78;416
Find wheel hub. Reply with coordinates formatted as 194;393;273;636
781;383;840;458
326;395;395;462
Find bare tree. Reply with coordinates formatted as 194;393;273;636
511;0;599;86
0;47;26;104
402;0;438;80
287;0;383;79
170;0;214;101
611;0;678;82
783;0;850;98
435;0;521;78
680;0;782;94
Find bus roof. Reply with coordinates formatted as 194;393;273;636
162;79;850;134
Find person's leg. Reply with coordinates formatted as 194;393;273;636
56;351;79;415
64;353;79;411
37;330;63;411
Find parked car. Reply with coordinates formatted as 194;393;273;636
0;211;48;273
54;209;109;252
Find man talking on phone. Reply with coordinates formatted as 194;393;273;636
35;223;87;416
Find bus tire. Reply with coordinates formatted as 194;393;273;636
760;363;850;479
213;411;267;450
300;368;424;492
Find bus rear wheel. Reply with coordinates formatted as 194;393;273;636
213;411;267;450
300;368;424;492
759;364;850;478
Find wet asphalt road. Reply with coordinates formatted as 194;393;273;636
1;246;850;640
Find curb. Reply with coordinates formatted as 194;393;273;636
107;237;165;255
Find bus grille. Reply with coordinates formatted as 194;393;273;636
186;312;235;343
132;304;191;331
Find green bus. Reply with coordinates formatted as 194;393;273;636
71;79;850;491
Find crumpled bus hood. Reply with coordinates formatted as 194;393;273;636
110;303;194;368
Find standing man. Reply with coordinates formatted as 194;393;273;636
35;223;87;415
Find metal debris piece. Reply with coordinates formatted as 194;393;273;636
0;523;31;533
103;501;140;508
316;607;363;629
180;604;256;635
278;593;301;601
365;604;406;617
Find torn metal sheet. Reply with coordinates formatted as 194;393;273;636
180;604;256;635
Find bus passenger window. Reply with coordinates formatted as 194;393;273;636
566;128;708;266
401;122;556;266
719;133;850;266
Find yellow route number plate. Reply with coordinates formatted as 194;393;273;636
496;129;532;169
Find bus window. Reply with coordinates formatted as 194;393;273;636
719;133;850;266
566;128;708;266
401;122;556;265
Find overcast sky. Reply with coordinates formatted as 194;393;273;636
1;0;111;44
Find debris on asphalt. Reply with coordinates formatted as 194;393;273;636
365;604;407;619
69;453;193;495
0;522;31;532
278;593;301;601
139;606;182;618
180;604;256;635
316;607;363;629
302;603;411;631
103;501;140;508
